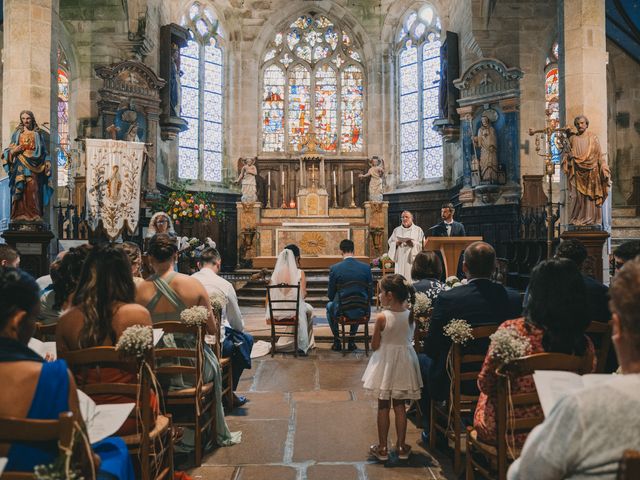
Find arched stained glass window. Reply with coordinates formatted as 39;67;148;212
545;40;561;169
397;4;443;181
179;2;224;182
57;46;70;187
261;13;365;153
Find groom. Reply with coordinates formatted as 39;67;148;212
326;239;373;351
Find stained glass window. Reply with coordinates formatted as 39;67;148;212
545;40;561;171
57;46;70;187
179;2;224;182
260;13;365;153
397;5;443;181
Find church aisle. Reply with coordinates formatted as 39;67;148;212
189;347;453;480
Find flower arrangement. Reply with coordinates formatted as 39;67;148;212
34;464;83;480
154;182;217;225
489;326;531;364
210;293;227;317
412;292;432;316
371;254;394;270
177;236;217;260
443;318;474;345
115;325;153;357
180;305;209;326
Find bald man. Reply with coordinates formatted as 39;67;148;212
387;211;424;282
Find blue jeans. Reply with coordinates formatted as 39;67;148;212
326;301;359;340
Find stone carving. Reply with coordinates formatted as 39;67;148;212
1;110;53;223
454;58;524;106
562;115;611;226
359;156;385;202
236;157;258;203
170;42;182;117
473;113;498;184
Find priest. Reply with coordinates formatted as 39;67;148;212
387;211;424;282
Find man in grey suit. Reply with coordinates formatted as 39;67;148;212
326;239;373;351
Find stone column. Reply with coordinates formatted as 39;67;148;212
2;0;56;144
561;0;610;279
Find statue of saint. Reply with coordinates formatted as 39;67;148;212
359;156;385;202
235;157;258;203
473;113;498;184
1;110;53;222
170;43;183;117
562;115;610;226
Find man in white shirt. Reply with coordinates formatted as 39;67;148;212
387;211;424;282
192;247;253;407
508;257;640;479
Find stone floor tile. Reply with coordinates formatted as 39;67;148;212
188;465;236;479
291;390;352;402
306;464;360;480
251;358;318;392
228;392;290;419
236;465;298;480
204;419;288;465
317;359;369;390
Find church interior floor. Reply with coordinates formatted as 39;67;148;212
189;341;455;480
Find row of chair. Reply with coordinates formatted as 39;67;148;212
2;319;233;479
503;240;557;290
428;320;613;478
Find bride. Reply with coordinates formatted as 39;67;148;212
266;245;315;354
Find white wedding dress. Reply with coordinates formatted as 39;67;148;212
266;249;315;354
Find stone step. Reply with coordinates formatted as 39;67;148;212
612;207;639;218
611;228;640;241
611;216;640;227
238;295;331;308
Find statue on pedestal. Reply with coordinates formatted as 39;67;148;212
236;157;258;203
473;113;498;184
359;156;385;202
1;111;53;223
170;42;183;117
562;115;610;226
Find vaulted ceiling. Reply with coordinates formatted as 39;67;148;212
607;0;640;64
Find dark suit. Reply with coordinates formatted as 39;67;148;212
326;257;373;340
422;278;522;402
429;220;466;237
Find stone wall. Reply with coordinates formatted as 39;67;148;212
607;40;640;206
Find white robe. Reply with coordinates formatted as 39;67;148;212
387;223;424;282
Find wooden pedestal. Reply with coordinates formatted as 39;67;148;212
2;227;55;278
560;229;610;283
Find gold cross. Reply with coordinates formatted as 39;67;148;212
308;164;318;182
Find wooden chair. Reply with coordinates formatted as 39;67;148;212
430;324;499;474
336;281;372;356
153;321;216;468
61;346;174;480
0;412;75;480
586;320;613;373
266;283;301;357
618;450;640;480
374;263;392;311
212;311;234;409
34;321;57;341
466;352;594;480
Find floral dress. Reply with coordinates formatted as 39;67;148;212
473;318;595;450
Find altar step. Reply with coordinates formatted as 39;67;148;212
235;269;331;308
611;207;640;247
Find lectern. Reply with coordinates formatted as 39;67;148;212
424;236;483;278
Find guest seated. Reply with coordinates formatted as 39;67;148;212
267;244;315;354
192;247;253;406
0;266;133;479
474;258;595;449
418;242;522;439
39;244;92;325
411;250;445;299
56;243;157;437
507;258;640;479
118;241;144;285
326;239;373;352
0;244;20;268
613;239;640;274
36;250;67;293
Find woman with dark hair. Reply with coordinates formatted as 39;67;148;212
136;234;239;452
39;244;92;324
56;243;155;439
0;266;133;478
411;251;445;299
117;241;143;284
473;258;595;449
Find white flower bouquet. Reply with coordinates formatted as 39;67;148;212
115;325;153;357
489;326;531;363
209;293;227;316
413;292;432;316
180;305;209;326
443;318;474;345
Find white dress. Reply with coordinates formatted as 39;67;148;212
362;309;423;400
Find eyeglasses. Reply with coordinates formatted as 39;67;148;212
156;219;169;224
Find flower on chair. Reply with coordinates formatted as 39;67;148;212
443;319;474;345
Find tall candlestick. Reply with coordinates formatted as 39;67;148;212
333;170;336;185
281;170;284;187
350;171;356;208
266;171;271;208
350;170;354;186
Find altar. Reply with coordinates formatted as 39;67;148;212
236;136;388;268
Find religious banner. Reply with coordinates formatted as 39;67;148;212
85;139;145;240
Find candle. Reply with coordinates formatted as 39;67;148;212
350;170;354;186
268;171;271;188
281;170;285;187
333;170;336;185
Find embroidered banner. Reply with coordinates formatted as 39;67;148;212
85;139;145;240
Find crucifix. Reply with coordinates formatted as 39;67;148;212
308;164;318;186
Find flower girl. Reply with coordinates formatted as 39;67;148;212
362;274;423;461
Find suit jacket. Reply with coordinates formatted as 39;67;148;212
328;257;373;318
429;220;466;237
423;278;522;400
